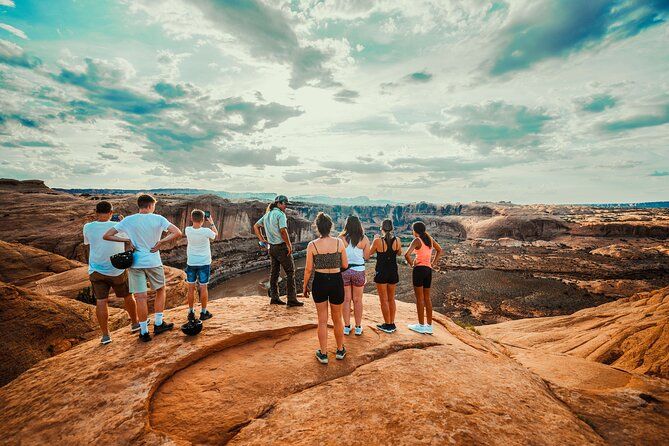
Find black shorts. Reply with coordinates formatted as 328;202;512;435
374;269;399;285
412;266;432;288
312;272;344;305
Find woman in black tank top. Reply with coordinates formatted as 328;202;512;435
369;219;402;333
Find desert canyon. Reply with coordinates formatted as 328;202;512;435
0;178;667;445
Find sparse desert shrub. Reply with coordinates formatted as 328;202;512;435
76;287;95;305
454;320;481;335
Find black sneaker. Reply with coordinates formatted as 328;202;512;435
199;310;213;321
138;332;152;342
377;323;393;334
286;300;304;307
154;321;174;335
389;323;397;332
188;311;196;322
315;349;328;364
335;346;347;360
270;299;286;305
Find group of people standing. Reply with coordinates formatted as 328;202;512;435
254;197;443;364
84;194;443;366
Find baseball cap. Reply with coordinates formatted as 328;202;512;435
274;195;291;205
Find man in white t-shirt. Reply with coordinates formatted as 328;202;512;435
184;209;218;322
83;201;139;345
103;194;182;342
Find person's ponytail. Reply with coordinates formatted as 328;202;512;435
381;219;394;249
266;202;278;214
412;221;432;248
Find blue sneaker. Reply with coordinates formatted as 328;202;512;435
354;326;363;336
408;323;425;334
316;350;328;364
100;334;112;345
422;324;433;335
343;325;351;335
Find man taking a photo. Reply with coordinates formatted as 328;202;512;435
253;195;303;307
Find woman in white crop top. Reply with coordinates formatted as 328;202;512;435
339;216;370;336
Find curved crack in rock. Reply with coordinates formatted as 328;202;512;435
150;325;441;445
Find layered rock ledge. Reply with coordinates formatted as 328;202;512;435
1;295;667;445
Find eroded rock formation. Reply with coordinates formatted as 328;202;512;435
0;296;666;445
0;240;82;287
0;282;129;386
480;286;669;379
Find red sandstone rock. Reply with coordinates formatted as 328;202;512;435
0;281;128;386
35;265;188;312
0;295;667;445
480;286;669;380
0;240;82;287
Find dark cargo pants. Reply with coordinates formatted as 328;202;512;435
269;243;297;302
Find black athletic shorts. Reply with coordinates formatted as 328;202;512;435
312;271;344;304
412;266;432;288
374;269;399;285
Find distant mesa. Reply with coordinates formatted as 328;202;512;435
0;178;59;194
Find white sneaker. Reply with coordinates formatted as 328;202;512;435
422;324;434;335
354;326;363;336
343;325;352;335
408;323;424;334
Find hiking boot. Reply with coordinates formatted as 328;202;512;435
316;350;328;364
154;321;174;335
335;346;347;360
343;325;351;335
422;324;434;335
138;332;152;342
354;326;363;336
100;334;112;345
131;323;141;333
270;298;286;305
286;300;304;307
199;310;213;321
408;323;425;334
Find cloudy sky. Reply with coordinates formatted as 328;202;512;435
0;0;668;203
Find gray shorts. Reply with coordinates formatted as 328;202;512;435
128;267;166;294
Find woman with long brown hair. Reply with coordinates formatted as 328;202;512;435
303;212;349;364
339;215;370;336
404;221;442;334
369;219;401;333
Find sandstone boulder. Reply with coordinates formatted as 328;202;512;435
466;215;569;240
35;265;188;312
0;240;82;287
480;286;669;380
590;243;669;259
0;282;128;387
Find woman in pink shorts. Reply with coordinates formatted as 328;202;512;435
339;216;370;336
